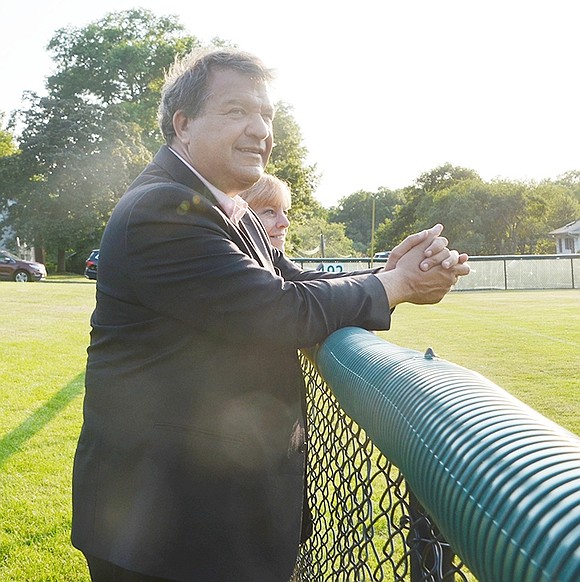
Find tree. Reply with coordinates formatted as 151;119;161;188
0;114;18;157
415;162;480;192
266;102;322;222
0;93;150;270
408;178;563;255
289;216;356;258
46;8;200;151
553;170;580;206
5;10;324;268
430;180;520;254
0;116;20;250
527;181;580;253
2;9;203;269
375;163;481;251
328;187;402;254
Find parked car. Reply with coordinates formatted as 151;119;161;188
0;249;47;282
373;251;391;260
84;249;99;280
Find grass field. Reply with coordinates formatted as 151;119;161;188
380;289;579;436
0;279;578;580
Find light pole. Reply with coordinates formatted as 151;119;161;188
370;196;376;267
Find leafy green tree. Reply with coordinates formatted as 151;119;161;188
328;187;402;254
288;216;356;258
527;181;580;253
0;116;20;250
345;162;580;256
4;10;325;268
415;162;481;193
412;179;490;254
407;178;567;255
46;8;200;151
0;94;150;270
435;180;523;254
553;171;580;207
375;163;481;251
267;102;322;223
0;115;18;157
2;9;203;268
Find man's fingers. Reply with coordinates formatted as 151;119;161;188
454;262;471;277
386;224;444;270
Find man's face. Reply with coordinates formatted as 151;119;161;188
173;68;274;196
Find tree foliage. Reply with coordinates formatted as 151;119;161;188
415;162;481;193
0;115;18;157
328;187;402;253
0;93;151;269
46;8;201;152
372;175;580;256
372;164;480;252
289;216;356;258
3;9;579;266
554;170;580;205
267;102;322;222
2;10;323;270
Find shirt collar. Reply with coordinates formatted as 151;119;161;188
168;147;248;226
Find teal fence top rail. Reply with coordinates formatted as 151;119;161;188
311;327;580;582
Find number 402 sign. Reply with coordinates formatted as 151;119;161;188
317;263;345;273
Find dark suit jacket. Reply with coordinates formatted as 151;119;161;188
72;146;391;581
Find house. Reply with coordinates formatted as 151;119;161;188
0;210;13;249
0;210;34;260
549;219;580;254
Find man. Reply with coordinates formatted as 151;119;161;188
72;49;469;582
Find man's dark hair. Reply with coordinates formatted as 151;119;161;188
158;48;275;143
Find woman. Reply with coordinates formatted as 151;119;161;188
240;174;291;251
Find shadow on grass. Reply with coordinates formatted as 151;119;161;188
0;373;85;468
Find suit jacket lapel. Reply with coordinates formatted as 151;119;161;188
151;146;217;203
151;146;275;272
238;212;275;273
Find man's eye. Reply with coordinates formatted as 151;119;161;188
228;108;246;117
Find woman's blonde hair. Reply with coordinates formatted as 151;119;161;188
240;174;291;210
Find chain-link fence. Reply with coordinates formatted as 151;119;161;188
292;255;580;291
295;354;474;582
453;254;579;290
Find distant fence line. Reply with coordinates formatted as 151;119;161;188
291;254;580;291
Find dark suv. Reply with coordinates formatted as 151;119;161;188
84;249;99;280
0;249;47;282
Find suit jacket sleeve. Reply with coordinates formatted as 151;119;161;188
100;179;390;350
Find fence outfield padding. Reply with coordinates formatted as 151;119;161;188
300;327;580;582
292;254;580;291
296;353;467;582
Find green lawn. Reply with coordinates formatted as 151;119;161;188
0;281;578;580
380;289;579;435
0;277;95;581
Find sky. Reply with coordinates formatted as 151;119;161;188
2;1;579;207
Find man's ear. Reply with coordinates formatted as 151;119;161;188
172;111;190;144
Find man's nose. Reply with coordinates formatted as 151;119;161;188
246;113;271;140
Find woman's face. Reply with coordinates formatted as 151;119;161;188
256;200;290;251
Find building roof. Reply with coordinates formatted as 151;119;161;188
549;219;580;236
